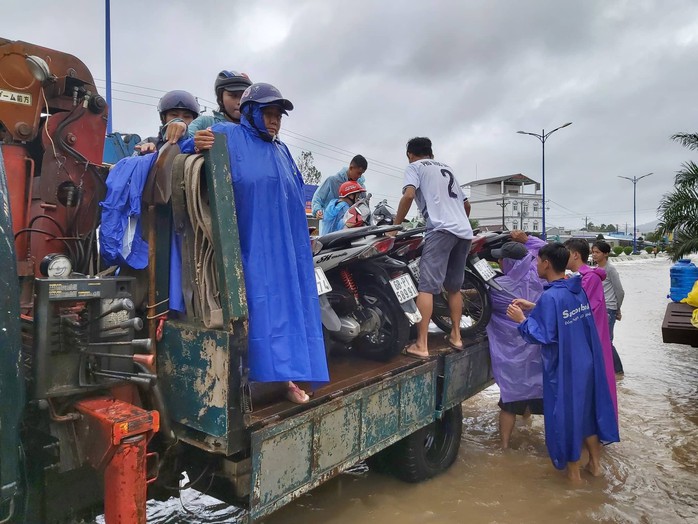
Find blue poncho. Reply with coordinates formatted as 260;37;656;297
208;106;329;383
322;198;350;234
99;154;157;269
517;275;619;469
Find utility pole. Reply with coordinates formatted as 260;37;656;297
619;173;653;253
584;216;589;230
496;197;509;230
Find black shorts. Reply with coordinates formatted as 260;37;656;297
498;397;544;416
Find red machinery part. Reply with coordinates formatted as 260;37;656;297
74;397;159;524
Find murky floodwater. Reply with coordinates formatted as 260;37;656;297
115;257;698;524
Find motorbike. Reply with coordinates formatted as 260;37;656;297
310;194;420;360
312;224;420;361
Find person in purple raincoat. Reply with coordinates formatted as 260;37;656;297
486;242;545;448
564;239;618;420
507;243;619;482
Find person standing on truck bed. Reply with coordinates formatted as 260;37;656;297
506;243;619;481
311;155;368;235
393;137;474;358
193;82;329;403
135;90;200;153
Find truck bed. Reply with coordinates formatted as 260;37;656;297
248;333;461;428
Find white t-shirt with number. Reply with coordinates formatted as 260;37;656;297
403;159;473;239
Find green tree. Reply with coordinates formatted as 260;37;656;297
296;150;322;185
658;133;698;260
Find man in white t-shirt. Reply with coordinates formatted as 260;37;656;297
393;137;473;358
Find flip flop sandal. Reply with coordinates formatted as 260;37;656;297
401;345;431;361
444;335;464;352
286;383;310;404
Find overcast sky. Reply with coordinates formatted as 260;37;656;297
4;0;697;231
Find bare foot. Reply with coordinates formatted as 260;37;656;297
566;462;583;483
586;460;603;477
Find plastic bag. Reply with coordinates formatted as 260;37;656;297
681;280;698;307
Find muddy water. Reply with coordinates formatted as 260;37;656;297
136;258;698;523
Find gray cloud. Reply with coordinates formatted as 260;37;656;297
4;0;697;228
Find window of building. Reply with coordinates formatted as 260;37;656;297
523;202;529;212
533;221;539;231
512;201;518;211
523;222;528;230
533;202;539;212
513;220;518;229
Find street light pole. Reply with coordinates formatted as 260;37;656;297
618;173;653;253
517;122;572;240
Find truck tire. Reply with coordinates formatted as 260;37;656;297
432;271;491;337
385;404;463;482
354;283;409;361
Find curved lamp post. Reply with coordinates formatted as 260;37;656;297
618;173;653;253
517;122;572;239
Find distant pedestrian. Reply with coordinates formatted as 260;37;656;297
311;155;368;234
591;241;625;374
393;137;473;358
506;243;619;481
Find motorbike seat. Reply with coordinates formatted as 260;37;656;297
317;224;401;249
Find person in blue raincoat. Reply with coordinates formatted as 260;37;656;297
193;83;329;403
506;242;619;482
311;155;368;234
486;241;545;449
322;180;365;234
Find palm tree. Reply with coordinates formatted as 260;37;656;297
658;133;698;260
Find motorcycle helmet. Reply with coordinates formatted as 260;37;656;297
339;181;364;198
240;83;294;114
214;70;252;98
157;90;200;124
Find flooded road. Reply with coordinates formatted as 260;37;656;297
135;257;698;523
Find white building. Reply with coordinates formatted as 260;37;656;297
463;174;543;233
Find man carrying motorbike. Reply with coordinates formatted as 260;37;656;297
393;137;473;358
322;181;365;233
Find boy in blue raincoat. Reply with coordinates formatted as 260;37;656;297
506;242;619;481
322;180;365;234
193;83;329;403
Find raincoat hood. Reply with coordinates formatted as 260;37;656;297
241;103;277;142
501;253;535;280
548;274;583;294
579;264;606;282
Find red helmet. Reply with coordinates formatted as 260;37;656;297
339;181;364;198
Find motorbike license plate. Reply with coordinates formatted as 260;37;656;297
473;258;497;281
408;258;421;282
390;274;419;303
315;267;332;295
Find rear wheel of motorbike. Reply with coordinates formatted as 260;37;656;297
354;283;409;361
381;404;463;482
432;271;491;337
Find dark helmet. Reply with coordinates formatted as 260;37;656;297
240;83;294;114
157;90;200;122
214;70;252;97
